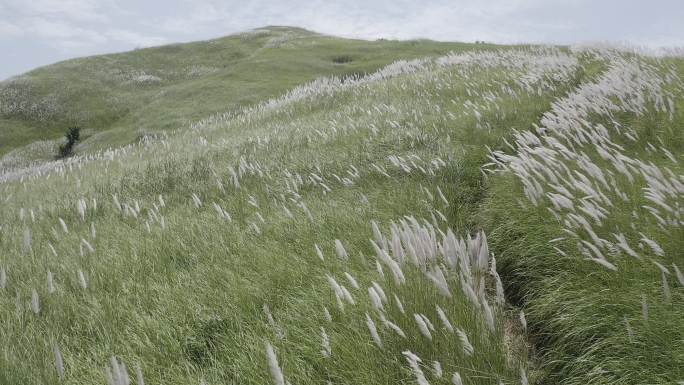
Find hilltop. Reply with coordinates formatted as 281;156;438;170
0;27;480;164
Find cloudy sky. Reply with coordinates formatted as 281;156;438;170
1;0;682;80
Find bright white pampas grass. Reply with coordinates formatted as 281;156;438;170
23;228;32;254
58;217;68;233
53;343;65;380
323;307;332;322
414;313;433;340
365;313;383;348
520;367;529;385
135;365;145;385
381;316;406;338
436;305;454;333
451;372;463;385
320;327;331;358
432;361;443;378
30;289;40;314
403;351;429;385
315;244;324;261
456;329;474;356
78;269;88;290
265;342;285;385
335;239;348;260
674;263;684;287
519;310;527;332
105;356;129;385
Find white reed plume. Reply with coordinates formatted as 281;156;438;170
394;294;405;314
460;275;480;307
586;256;618;271
481;298;496;332
248;195;259;208
48;243;58;257
0;267;6;289
639;234;664;256
432;361;443;378
58;217;69;233
263;304;284;339
77;198;86;221
31;289;40;314
81;238;95;253
365;313;383;348
344;272;359;289
23;228;32;253
191;193;202;208
520;367;529;385
375;260;385;279
381;315;406;338
135;365;144;385
641;294;648;321
490;256;505;305
624;317;634;343
320;327;332;358
372;240;405;285
53;343;65;380
78;269;88;290
451;372;463;385
414;313;433;340
323;307;332;322
369;287;384;312
340;285;355;305
105;356;130;385
456;329;474;356
335;239;348;260
437;186;449;206
371;220;385;248
325;274;345;311
91;222;97;239
15;292;21;318
402;351;429;385
436;305;454;333
673;263;684;287
520;310;527;332
265;342;285;385
426;266;451;297
314;244;324;261
112;194;122;212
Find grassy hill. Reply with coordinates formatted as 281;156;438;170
0;26;482;162
0;28;682;385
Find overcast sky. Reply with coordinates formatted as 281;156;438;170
1;0;682;80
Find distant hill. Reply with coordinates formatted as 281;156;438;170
0;26;479;161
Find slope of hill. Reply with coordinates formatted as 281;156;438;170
0;26;480;162
0;30;682;385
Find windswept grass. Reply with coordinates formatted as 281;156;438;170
0;34;682;385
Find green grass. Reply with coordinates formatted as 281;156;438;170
0;26;489;159
0;31;682;385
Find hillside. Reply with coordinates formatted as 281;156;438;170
0;29;683;385
0;26;479;163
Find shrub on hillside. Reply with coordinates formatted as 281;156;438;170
57;127;80;159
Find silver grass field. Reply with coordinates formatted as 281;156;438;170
0;34;683;384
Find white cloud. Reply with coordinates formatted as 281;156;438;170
105;29;167;47
1;0;683;80
0;21;23;38
5;0;111;22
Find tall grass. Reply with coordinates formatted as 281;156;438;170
0;42;681;385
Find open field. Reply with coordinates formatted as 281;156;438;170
0;28;682;385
